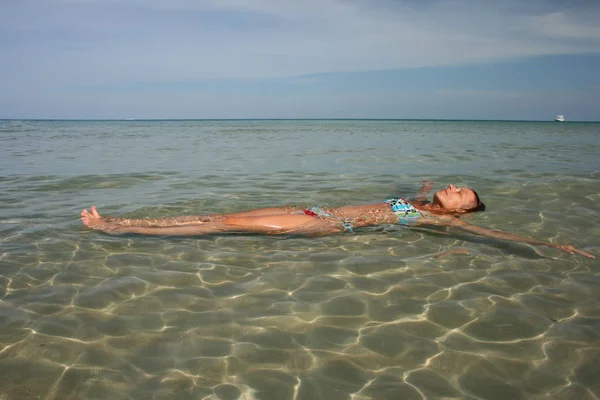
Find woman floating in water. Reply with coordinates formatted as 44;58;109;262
81;182;594;259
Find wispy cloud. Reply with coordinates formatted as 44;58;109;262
1;1;599;119
528;11;600;39
436;89;525;99
2;0;600;87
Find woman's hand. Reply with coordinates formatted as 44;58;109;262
554;245;595;259
416;180;434;200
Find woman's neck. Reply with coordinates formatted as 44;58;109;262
414;202;461;215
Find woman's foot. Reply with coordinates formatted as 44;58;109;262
81;205;119;233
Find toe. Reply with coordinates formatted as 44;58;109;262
91;205;101;218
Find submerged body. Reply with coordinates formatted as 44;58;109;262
81;183;594;258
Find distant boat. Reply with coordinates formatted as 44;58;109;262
554;115;565;122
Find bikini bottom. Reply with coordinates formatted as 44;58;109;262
301;206;354;232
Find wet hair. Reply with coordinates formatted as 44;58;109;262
463;190;485;212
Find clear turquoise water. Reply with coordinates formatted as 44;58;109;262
1;119;599;400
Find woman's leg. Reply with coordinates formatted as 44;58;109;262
223;207;304;218
92;206;305;228
81;206;341;236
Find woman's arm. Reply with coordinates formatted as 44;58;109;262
414;180;434;202
436;216;595;258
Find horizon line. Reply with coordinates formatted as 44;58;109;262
1;118;597;123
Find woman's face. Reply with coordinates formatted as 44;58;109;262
433;184;478;210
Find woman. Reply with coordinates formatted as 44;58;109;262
80;182;594;258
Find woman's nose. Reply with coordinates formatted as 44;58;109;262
448;184;456;191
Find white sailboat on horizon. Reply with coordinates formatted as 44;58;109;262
554;115;565;122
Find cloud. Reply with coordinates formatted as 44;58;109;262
436;89;524;99
528;11;600;39
1;0;600;88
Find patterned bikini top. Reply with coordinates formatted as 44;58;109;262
385;198;421;225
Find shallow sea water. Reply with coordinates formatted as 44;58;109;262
0;119;599;400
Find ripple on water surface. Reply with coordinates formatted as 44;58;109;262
1;120;599;399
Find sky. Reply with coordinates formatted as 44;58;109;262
1;0;600;120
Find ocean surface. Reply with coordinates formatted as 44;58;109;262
1;119;599;400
